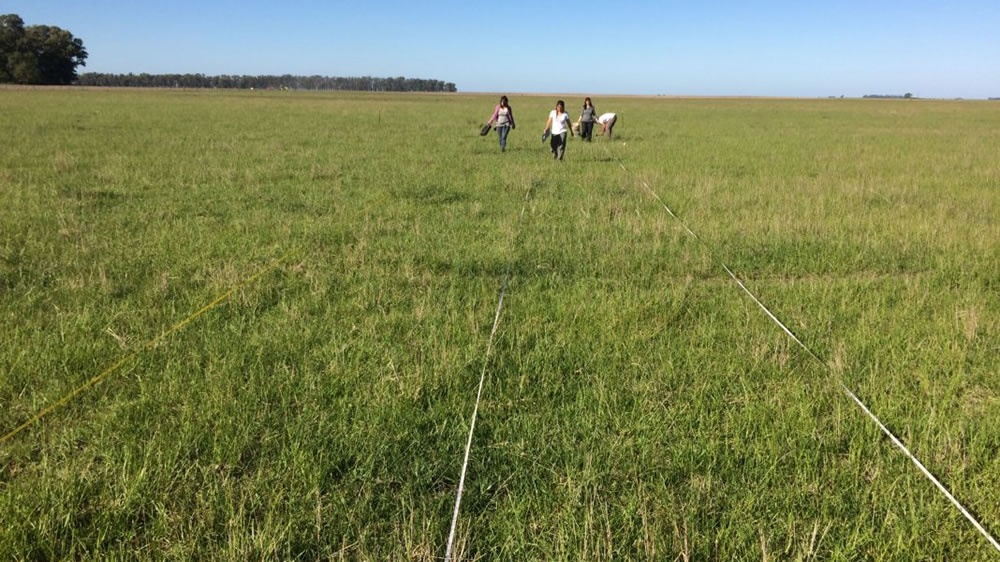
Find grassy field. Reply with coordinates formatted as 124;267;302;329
1;88;999;560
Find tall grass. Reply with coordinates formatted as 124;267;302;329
1;88;998;559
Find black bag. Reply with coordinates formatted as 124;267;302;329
479;124;491;136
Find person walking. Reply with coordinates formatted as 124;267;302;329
597;111;618;139
485;96;516;152
543;99;574;160
579;97;597;142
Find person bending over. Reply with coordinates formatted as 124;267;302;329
597;111;618;139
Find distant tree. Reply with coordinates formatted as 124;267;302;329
903;92;913;99
24;24;88;84
0;14;25;82
0;14;87;84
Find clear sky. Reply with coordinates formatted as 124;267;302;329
6;0;999;98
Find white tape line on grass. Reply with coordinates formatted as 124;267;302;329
720;262;1000;552
610;150;1000;554
445;193;530;562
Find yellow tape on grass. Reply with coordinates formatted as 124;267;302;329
0;250;296;446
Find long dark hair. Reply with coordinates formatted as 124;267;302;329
583;97;592;109
499;95;509;107
556;99;565;113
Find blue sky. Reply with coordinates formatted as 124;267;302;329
6;0;999;97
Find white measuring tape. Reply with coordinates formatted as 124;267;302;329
444;189;531;561
609;150;1000;554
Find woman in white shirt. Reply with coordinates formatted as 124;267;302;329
543;99;574;160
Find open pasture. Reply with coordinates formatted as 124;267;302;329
1;88;999;559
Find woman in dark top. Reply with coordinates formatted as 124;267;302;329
579;97;597;142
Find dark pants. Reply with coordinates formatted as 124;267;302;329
549;132;567;160
496;125;510;151
580;120;594;141
603;115;617;139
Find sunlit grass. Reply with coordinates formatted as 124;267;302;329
1;88;998;559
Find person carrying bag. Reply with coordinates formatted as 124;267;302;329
483;95;516;152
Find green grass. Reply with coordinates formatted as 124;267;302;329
1;88;999;560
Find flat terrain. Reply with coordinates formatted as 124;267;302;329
1;89;998;560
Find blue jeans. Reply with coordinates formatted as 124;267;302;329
496;125;510;151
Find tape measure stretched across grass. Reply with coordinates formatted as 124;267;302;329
0;250;296;446
604;145;1000;554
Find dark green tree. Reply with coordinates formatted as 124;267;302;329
0;14;25;82
0;14;87;84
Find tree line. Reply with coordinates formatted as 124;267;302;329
863;93;914;99
76;73;458;92
1;14;88;84
3;14;456;92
